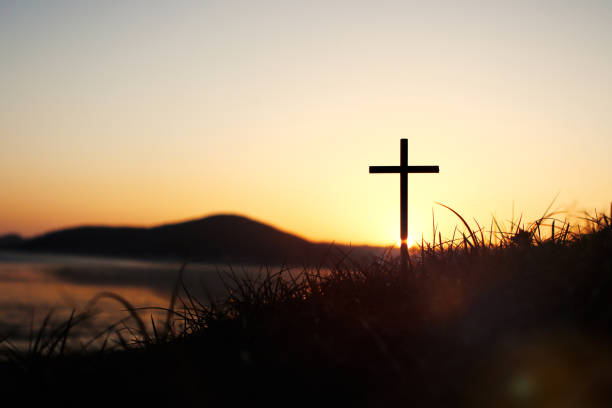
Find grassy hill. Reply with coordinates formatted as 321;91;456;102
1;208;611;407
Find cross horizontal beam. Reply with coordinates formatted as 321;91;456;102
369;165;439;174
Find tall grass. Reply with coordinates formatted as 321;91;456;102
1;203;611;407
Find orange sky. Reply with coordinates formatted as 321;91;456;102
1;2;611;247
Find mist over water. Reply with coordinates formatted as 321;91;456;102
0;251;275;348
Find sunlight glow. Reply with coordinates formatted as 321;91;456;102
396;236;415;248
0;2;611;244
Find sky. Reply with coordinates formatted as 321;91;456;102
1;1;611;246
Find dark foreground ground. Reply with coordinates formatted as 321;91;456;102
1;215;611;407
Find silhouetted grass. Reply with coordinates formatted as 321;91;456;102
1;204;611;407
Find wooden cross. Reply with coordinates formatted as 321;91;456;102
369;139;439;273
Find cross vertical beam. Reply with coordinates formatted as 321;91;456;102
400;139;408;274
400;139;407;244
369;139;439;274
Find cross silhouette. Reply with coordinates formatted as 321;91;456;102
369;139;439;273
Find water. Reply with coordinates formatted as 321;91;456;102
0;250;280;350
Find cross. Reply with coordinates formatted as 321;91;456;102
369;139;439;274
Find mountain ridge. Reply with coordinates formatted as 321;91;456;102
1;214;387;265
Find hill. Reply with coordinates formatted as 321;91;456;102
1;210;611;407
3;214;385;264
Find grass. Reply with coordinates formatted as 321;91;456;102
1;204;612;407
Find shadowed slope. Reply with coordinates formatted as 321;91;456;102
1;208;612;407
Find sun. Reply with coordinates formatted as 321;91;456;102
396;236;415;248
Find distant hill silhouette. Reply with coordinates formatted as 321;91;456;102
1;215;387;265
0;234;22;247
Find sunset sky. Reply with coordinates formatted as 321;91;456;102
1;1;611;247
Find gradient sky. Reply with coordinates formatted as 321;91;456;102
1;1;611;246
